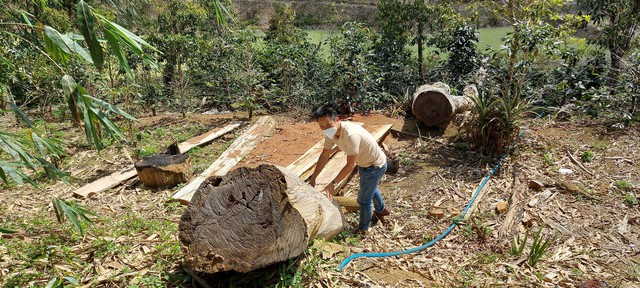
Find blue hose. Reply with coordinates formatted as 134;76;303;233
336;115;540;271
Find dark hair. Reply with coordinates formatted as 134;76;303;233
313;104;338;120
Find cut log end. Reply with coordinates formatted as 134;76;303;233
412;90;454;127
412;82;477;127
135;154;189;188
179;165;308;274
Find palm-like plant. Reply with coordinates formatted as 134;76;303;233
466;84;533;158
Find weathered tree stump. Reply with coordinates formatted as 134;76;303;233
412;82;476;127
134;153;189;188
179;164;343;274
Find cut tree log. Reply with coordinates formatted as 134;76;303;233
170;116;276;204
334;196;359;212
134;153;190;188
73;121;241;198
312;124;393;193
179;164;343;273
285;122;364;177
412;82;476;127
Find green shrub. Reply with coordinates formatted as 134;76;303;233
528;226;554;267
135;145;159;158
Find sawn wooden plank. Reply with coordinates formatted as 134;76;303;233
170;116;277;204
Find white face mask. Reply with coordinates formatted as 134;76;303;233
323;126;338;139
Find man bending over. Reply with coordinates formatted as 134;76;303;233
309;104;391;234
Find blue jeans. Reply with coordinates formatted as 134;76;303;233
357;162;387;231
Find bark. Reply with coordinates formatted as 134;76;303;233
417;22;424;82
179;164;343;274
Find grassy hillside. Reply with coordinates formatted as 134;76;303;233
306;26;513;57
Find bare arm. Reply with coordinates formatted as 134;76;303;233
309;148;332;186
322;154;356;199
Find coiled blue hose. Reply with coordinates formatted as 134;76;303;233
336;115;540;271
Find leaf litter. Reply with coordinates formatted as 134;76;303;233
0;113;639;287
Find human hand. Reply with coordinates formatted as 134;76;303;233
321;183;335;200
308;177;316;187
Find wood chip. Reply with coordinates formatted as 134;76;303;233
529;180;545;191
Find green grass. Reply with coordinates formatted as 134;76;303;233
477;26;512;50
306;26;513;57
616;180;631;190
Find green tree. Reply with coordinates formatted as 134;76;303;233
373;0;415;97
327;22;384;113
579;0;640;92
407;0;459;83
152;0;208;99
260;4;324;111
465;0;586;156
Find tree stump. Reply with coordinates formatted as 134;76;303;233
179;164;343;274
412;82;476;127
134;153;189;188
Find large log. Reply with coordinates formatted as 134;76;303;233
412;82;476;127
179;164;342;274
170;116;276;204
134;153;190;188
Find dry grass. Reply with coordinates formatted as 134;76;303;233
1;113;639;287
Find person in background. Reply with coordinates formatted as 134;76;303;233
309;104;391;234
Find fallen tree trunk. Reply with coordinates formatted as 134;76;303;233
179;164;342;273
412;82;476;127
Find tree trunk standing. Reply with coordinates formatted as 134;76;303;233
607;51;622;94
507;0;519;94
417;21;424;82
179;164;342;274
163;54;176;98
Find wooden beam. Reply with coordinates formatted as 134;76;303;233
73;121;241;198
313;124;393;194
73;168;138;198
334;196;359;212
285;122;363;178
177;122;241;153
170;116;277;204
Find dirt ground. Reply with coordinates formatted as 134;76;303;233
1;111;639;287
